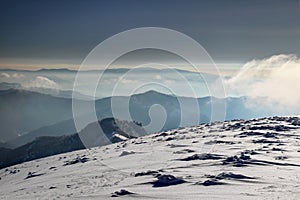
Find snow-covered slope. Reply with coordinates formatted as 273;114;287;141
0;116;300;199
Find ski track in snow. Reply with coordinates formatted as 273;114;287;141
1;116;300;199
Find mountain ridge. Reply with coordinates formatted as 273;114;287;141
1;88;262;147
0;118;145;169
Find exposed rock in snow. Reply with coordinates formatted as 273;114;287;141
111;189;135;197
119;151;136;157
151;174;186;187
201;179;226;186
63;156;89;166
179;153;224;161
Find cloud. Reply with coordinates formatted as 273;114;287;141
225;54;300;114
0;72;25;80
0;73;10;78
11;73;25;79
26;76;59;89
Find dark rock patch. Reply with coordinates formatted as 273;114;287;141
243;150;260;155
152;175;185;187
49;166;56;170
223;153;251;167
275;156;288;160
200;179;226;186
63;156;89;166
204;140;236;145
167;144;188;148
252;139;281;144
263;132;277;138
207;172;254;180
165;137;174;141
111;189;135;197
290;119;300;126
152;132;169;138
173;149;195;154
248;125;294;132
271;116;288;122
223;154;300;167
275;125;292;132
120;151;136;157
271;147;284;151
134;170;160;177
179;153;224;161
236;131;263;138
8;169;20;174
25;171;45;179
225;122;243;131
237;131;277;139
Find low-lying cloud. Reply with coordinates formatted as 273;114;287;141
26;76;59;90
225;54;300;115
0;73;10;78
11;73;25;79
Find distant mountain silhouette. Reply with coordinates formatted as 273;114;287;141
1;89;265;148
0;82;22;90
0;89;76;142
0;118;144;169
0;134;84;169
0;67;216;75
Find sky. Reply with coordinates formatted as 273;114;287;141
0;0;300;70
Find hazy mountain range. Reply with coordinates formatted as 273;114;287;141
0;67;220;98
0;88;268;148
0;69;276;170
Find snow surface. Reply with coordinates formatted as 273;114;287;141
1;116;300;199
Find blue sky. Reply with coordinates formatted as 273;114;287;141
0;0;299;69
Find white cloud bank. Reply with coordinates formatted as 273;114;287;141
11;73;25;79
0;73;10;78
225;54;300;114
22;76;61;96
26;76;59;90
